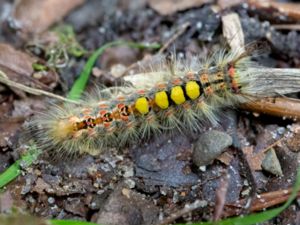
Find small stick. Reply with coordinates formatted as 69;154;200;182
225;188;300;216
157;200;206;225
0;70;79;104
273;24;300;31
213;173;230;221
241;97;300;121
158;22;190;54
257;136;285;156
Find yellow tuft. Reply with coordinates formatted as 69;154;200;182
186;81;200;100
171;86;186;105
155;91;169;109
50;119;75;140
135;97;149;114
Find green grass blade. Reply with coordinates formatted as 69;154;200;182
179;167;300;225
0;144;40;189
67;40;160;100
50;219;100;225
0;162;21;189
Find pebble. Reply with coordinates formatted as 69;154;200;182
124;178;136;189
261;148;283;176
123;166;134;178
95;183;158;225
286;133;300;152
192;130;233;167
48;197;55;204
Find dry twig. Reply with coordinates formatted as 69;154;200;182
157;200;207;225
0;70;78;104
241;97;300;121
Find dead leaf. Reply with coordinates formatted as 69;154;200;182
0;43;57;93
217;151;234;166
0;43;35;77
286;127;300;152
31;178;51;195
222;13;245;52
217;0;245;9
148;0;213;15
249;0;300;20
64;197;88;217
242;146;265;171
11;0;86;35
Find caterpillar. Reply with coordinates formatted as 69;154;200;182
30;46;300;156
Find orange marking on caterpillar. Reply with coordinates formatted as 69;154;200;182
117;103;130;121
137;90;146;95
228;66;240;93
216;71;224;80
94;117;103;125
218;82;226;90
183;102;192;109
200;73;209;83
76;120;88;130
228;66;235;77
117;103;125;109
231;80;239;92
101;112;113;122
172;78;182;85
157;83;167;89
111;110;120;120
86;117;96;128
103;123;110;128
117;96;126;101
100;110;108;116
99;110;113;128
99;103;109;109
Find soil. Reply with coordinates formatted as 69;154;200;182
1;0;300;224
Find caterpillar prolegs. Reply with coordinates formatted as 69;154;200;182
31;48;300;156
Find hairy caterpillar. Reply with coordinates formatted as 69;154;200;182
30;47;300;156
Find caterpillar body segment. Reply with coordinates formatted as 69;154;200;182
31;49;300;155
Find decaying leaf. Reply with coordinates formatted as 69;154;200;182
242;146;265;171
148;0;212;15
217;0;245;9
249;0;300;20
0;43;57;93
10;0;85;35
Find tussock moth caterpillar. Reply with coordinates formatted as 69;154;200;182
30;46;300;156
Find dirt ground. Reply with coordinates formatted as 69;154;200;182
1;0;300;224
